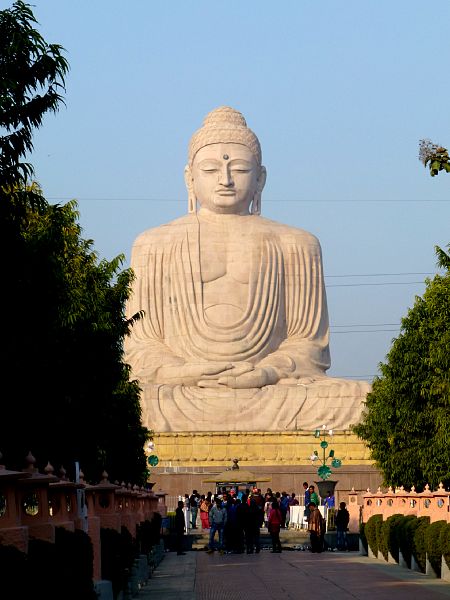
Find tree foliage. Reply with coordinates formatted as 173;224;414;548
0;2;150;485
354;244;450;489
0;0;68;187
418;139;450;177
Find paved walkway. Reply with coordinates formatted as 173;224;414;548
138;550;450;600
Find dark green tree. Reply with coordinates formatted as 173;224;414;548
354;244;450;490
0;2;150;484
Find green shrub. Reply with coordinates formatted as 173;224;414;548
137;514;162;555
28;538;58;597
395;514;417;567
380;514;404;562
375;515;384;558
101;527;137;599
410;516;430;573
1;531;95;600
365;514;383;556
439;522;450;570
359;522;368;553
0;544;27;598
425;520;447;576
54;527;96;599
378;519;389;560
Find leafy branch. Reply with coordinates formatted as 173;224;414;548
418;139;450;177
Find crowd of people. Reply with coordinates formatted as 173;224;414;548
174;483;350;555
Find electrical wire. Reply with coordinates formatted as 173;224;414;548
326;281;425;287
47;196;450;203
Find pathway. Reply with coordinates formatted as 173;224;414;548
138;549;450;600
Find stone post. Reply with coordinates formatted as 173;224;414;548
17;452;59;544
347;487;360;533
89;471;121;531
0;459;32;552
47;464;82;532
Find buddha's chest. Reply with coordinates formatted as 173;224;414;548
199;230;255;284
198;229;259;323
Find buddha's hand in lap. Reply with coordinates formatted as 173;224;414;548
216;366;281;389
279;375;328;385
198;362;255;388
156;362;234;386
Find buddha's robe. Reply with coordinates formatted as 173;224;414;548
124;213;370;432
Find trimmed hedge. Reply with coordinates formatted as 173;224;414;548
54;527;96;599
409;516;430;573
395;514;418;567
380;514;404;562
0;544;27;598
359;521;368;553
0;529;96;600
439;522;450;570
425;520;447;576
101;526;137;599
358;513;449;575
365;514;383;556
137;513;162;555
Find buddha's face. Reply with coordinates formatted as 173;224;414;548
188;142;266;215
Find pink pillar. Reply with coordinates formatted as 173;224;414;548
347;488;360;533
362;489;375;522
0;465;31;552
17;454;59;544
88;474;121;532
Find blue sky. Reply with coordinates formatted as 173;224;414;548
13;0;450;381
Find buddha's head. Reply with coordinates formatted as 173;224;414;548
185;106;267;215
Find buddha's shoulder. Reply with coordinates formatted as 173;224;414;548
132;215;198;247
254;216;321;247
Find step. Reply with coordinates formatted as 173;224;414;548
190;528;310;550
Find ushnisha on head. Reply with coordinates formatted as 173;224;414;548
185;106;266;215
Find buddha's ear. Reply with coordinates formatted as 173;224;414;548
257;165;267;193
252;166;266;215
184;165;196;214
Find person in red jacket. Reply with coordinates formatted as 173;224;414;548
267;499;283;553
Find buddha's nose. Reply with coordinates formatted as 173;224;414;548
218;166;233;186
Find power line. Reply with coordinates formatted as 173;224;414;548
47;196;450;203
332;375;378;379
331;323;399;327
330;329;398;333
326;281;424;287
325;272;433;278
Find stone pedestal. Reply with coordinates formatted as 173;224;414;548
153;430;371;468
315;480;338;500
398;550;409;569
411;555;422;573
441;556;450;583
149;430;381;499
426;555;438;578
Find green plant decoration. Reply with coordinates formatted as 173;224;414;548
310;425;343;480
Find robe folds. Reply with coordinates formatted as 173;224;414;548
124;213;370;432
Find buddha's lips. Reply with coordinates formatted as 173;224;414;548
215;190;236;196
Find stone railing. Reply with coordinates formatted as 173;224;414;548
345;483;450;583
344;483;450;535
361;483;450;524
0;452;167;583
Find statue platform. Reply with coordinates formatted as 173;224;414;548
149;431;382;499
152;430;371;468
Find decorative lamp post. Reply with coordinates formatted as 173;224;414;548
310;425;342;500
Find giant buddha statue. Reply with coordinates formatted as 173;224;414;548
125;107;370;433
